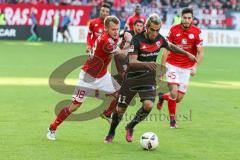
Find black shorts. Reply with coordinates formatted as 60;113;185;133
117;70;156;108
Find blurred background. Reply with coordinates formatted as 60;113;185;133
0;0;240;46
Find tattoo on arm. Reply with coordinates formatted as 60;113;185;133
165;43;188;55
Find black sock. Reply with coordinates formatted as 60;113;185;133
108;112;123;135
127;107;151;129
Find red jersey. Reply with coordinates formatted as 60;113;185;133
82;32;119;78
166;24;203;68
86;17;104;48
126;14;145;30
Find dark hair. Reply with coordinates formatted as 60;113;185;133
102;3;111;10
181;8;193;16
134;20;144;26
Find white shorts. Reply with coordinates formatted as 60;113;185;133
72;70;120;103
166;63;191;93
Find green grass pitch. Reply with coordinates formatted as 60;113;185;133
0;40;239;160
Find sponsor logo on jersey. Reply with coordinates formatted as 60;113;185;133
94;24;98;27
140;52;158;57
176;33;181;37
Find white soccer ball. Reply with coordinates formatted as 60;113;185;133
140;132;159;150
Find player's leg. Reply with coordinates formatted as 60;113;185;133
164;63;180;128
125;99;154;142
168;84;179;128
157;92;170;110
176;91;185;103
47;88;89;141
97;73;121;123
101;91;118;120
47;71;93;140
104;82;136;143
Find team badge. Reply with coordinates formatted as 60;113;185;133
156;41;161;47
188;33;194;39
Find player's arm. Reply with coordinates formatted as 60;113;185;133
191;46;204;76
161;49;170;66
191;30;204;76
165;42;196;62
86;21;93;53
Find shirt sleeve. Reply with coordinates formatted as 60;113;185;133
196;30;203;47
161;36;169;48
102;38;118;54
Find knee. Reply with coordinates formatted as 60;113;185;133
116;106;126;114
69;103;81;112
143;100;153;111
170;88;178;99
176;97;183;103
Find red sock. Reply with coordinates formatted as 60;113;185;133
168;98;176;120
50;106;71;130
163;94;170;101
104;99;118;117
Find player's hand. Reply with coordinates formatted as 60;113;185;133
86;45;92;54
191;66;197;76
144;62;157;70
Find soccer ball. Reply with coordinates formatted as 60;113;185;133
140;132;159;150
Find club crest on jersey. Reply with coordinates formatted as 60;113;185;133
156;41;161;47
188;33;194;39
181;38;187;44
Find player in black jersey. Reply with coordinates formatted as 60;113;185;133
104;14;196;143
114;19;144;83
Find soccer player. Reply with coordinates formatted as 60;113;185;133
86;4;110;53
27;8;41;41
125;4;146;31
60;14;72;43
104;14;196;143
47;16;121;141
120;20;144;50
115;19;145;82
157;8;204;128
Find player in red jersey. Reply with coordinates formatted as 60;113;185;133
47;16;121;140
125;4;146;30
157;8;204;128
86;4;110;53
